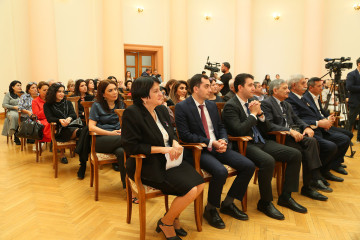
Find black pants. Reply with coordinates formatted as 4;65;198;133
314;127;351;171
285;136;322;186
245;140;301;202
185;147;255;208
95;135;126;189
347;104;360;141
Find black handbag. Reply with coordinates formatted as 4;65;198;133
68;117;83;128
16;115;44;140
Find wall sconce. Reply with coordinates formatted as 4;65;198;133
137;6;144;13
354;3;360;10
204;13;212;20
273;12;281;20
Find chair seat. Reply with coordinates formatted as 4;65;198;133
201;164;237;180
56;140;76;146
95;153;117;162
129;178;162;195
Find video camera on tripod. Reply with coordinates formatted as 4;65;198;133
324;57;353;82
204;56;220;77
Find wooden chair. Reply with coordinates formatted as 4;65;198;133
50;122;77;178
67;96;80;118
123;100;133;108
80;101;94;126
122;94;132;100
117;108;204;239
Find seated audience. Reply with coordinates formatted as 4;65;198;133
208;78;224;103
66;80;75;95
121;76;204;240
223;73;305;220
141;68;151;77
18;82;38;118
223;79;235;102
165;79;177;95
2;80;23;145
44;83;81;165
88;79;126;182
261;79;331;201
125;71;134;82
85;79;95;96
168;80;188;106
216;80;224;96
152;69;162;83
32;81;51;143
71;79;95;121
125;80;132;92
253;81;266;101
175;74;255;229
286;75;351;182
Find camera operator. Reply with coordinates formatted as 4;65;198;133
220;62;232;95
346;57;360;141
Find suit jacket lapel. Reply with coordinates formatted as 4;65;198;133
304;92;322;118
141;106;164;146
270;96;286;126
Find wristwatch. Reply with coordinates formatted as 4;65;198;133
257;112;264;117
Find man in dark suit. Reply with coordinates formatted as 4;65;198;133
261;79;331;201
223;79;235;102
223;73;306;221
286;75;351;182
175;74;255;229
346;57;360;141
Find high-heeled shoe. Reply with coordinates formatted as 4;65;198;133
155;219;182;240
174;218;187;237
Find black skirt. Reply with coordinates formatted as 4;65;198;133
131;161;204;197
55;126;78;142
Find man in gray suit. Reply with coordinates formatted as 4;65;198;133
261;79;332;201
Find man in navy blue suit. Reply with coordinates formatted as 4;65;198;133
286;75;351;182
346;57;360;141
175;74;255;229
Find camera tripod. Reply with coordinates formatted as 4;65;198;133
321;71;356;158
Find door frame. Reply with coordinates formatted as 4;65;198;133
124;44;163;78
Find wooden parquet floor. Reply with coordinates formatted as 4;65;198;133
1;119;360;240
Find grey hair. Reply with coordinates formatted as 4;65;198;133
269;79;286;95
288;74;305;90
229;78;234;88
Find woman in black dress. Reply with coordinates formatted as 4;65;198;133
44;83;81;165
121;77;204;240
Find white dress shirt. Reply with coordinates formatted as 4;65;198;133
192;97;217;149
309;91;324;117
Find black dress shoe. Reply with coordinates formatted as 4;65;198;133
26;139;35;144
14;136;21;145
277;197;307;213
332;166;348;175
77;164;86;179
203;208;225;229
311;180;333;192
341;164;347;168
257;201;284;220
323;171;344;182
220;202;248;220
60;157;68;164
112;163;120;172
322;179;330;186
301;186;328;201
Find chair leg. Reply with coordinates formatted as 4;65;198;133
35;140;39;162
138;194;146;240
242;189;248;212
94;163;99;201
253;168;259;184
53;148;58;178
194;194;202;232
165;195;169;212
126;177;132;224
20;138;24;151
89;160;94;187
276;165;282;197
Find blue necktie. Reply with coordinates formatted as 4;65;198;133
245;103;265;144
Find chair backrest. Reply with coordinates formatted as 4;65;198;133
114;109;125;127
124;100;133;108
81;101;94;125
123;94;132;100
215;102;226;120
67;96;80;118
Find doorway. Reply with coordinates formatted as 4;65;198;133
124;44;163;80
